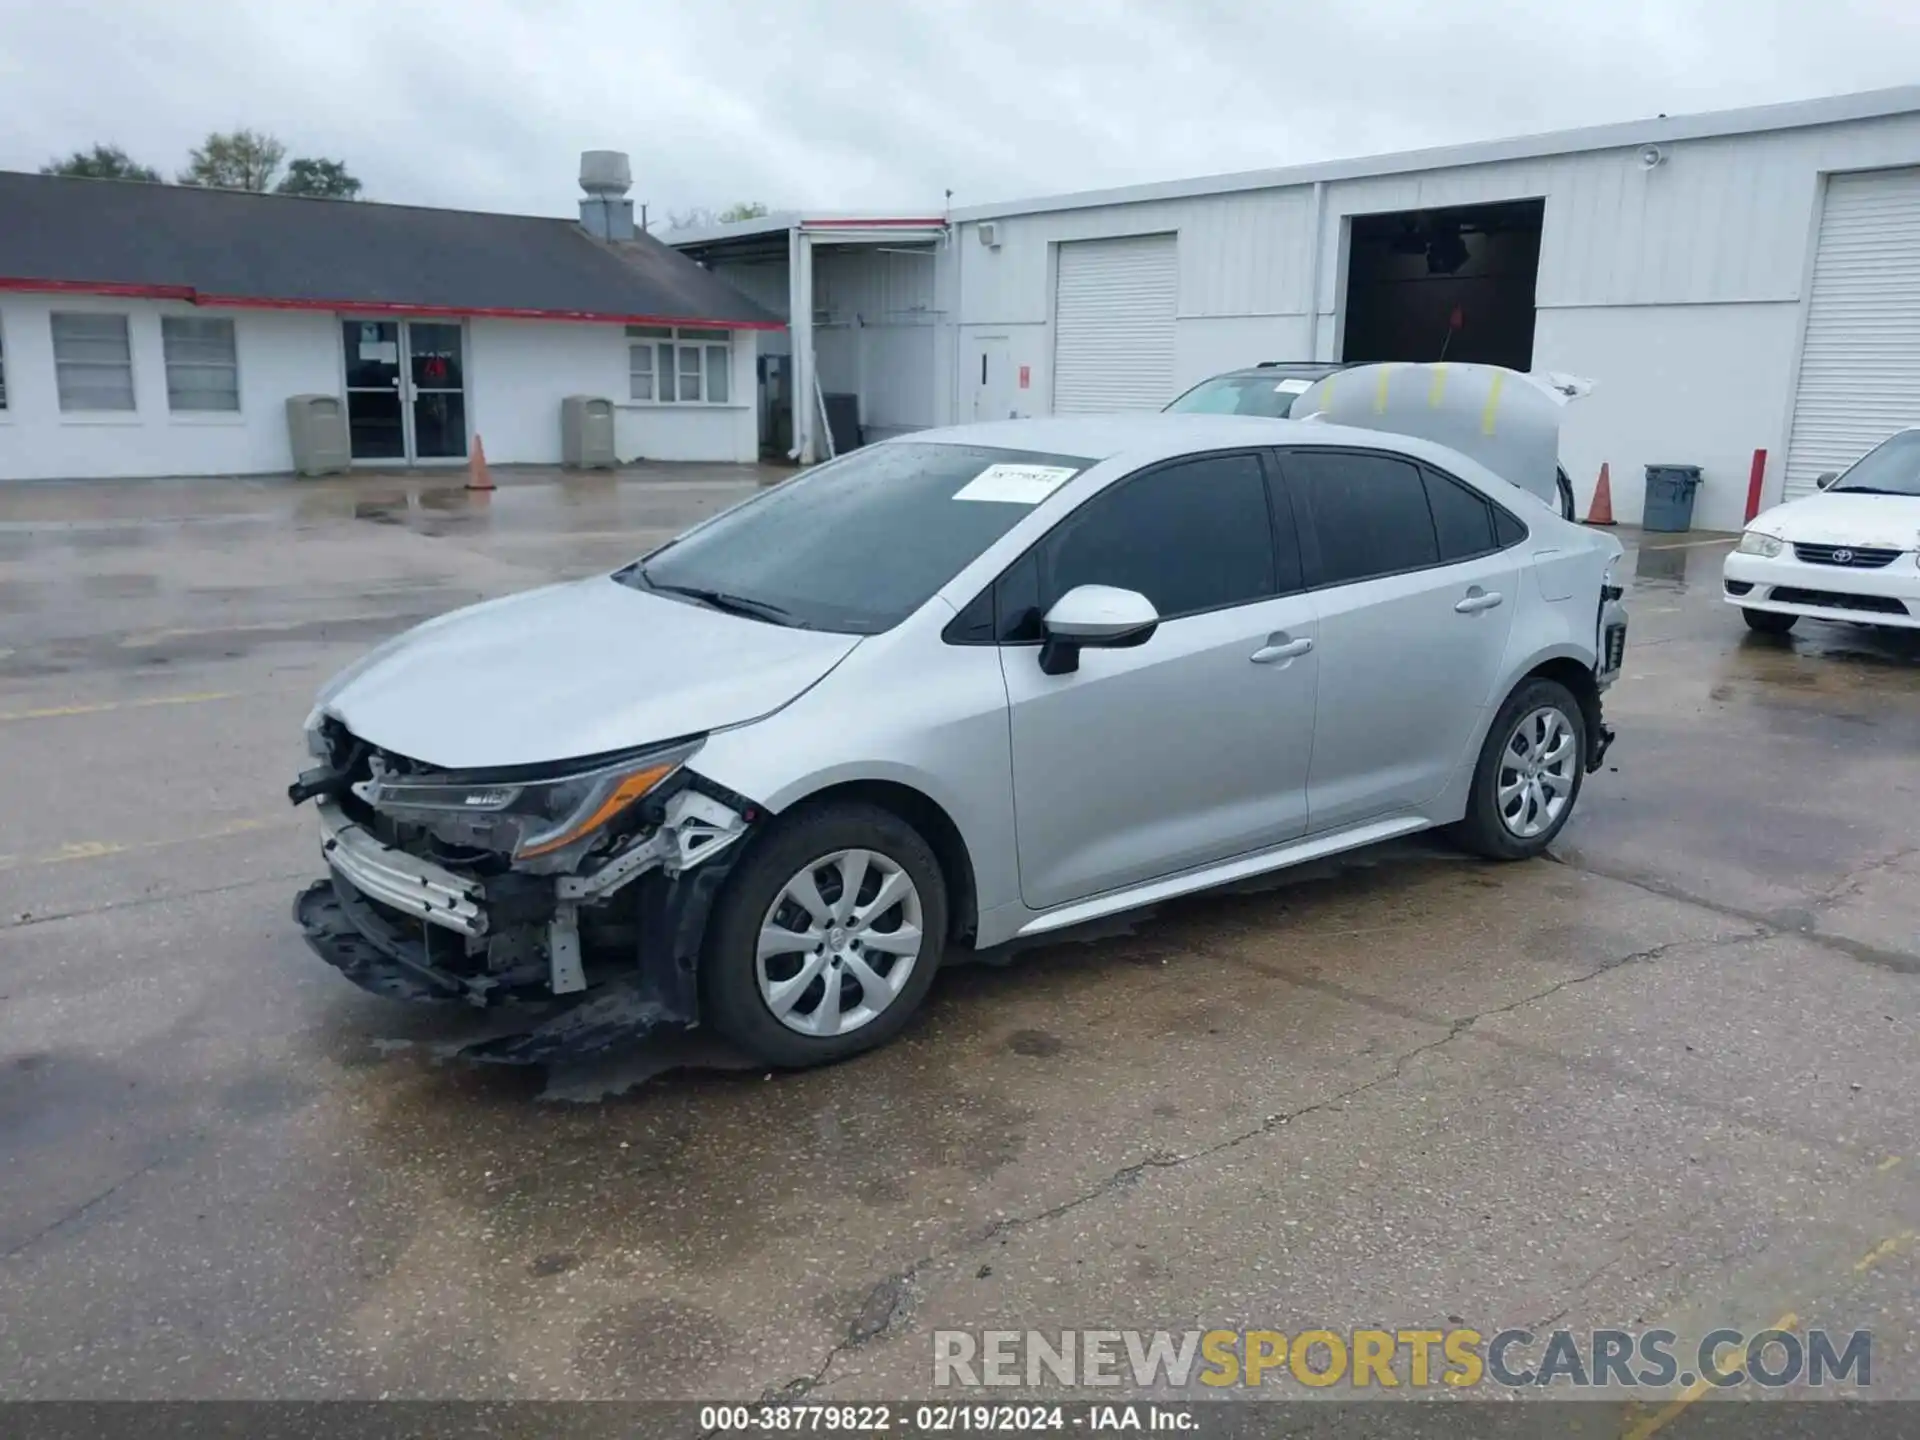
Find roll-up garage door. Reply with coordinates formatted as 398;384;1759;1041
1782;167;1920;501
1052;234;1178;413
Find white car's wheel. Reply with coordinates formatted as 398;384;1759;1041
1742;608;1797;635
701;802;947;1067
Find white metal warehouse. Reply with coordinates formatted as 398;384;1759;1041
677;85;1920;534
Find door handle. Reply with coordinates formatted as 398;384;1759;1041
1455;589;1504;614
1251;635;1313;664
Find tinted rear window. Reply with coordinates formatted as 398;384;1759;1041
1288;450;1439;584
1424;468;1498;560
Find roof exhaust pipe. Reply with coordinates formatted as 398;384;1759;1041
578;150;634;242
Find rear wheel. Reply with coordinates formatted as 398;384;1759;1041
1742;608;1797;634
1451;678;1587;860
701;802;947;1067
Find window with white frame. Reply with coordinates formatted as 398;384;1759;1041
628;325;731;404
51;312;135;411
162;316;240;412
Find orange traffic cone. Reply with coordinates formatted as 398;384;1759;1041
1583;462;1615;526
465;434;494;491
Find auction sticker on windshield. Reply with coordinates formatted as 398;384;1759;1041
953;464;1079;505
1275;378;1313;394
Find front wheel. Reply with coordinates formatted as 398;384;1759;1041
1742;608;1797;634
1451;678;1587;860
700;802;947;1068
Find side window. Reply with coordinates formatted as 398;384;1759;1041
1037;453;1275;621
1424;466;1497;561
1288;451;1438;585
1493;507;1529;547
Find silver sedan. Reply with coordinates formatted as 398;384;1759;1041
290;414;1627;1067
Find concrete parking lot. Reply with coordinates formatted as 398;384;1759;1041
2;465;1917;1411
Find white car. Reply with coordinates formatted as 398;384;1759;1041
1724;429;1920;634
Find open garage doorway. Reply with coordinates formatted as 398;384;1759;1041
1340;199;1544;370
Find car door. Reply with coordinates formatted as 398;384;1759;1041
997;450;1320;912
1279;448;1521;831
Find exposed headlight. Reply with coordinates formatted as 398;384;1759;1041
1737;530;1785;557
361;740;702;864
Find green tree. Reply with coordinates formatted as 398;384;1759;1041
178;129;286;191
718;200;770;223
277;158;363;200
40;144;162;182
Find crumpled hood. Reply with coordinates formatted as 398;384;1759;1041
316;576;861;770
1754;491;1920;549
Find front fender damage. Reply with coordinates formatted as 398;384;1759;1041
460;842;744;1064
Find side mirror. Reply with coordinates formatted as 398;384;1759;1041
1037;585;1159;676
1815;471;1840;490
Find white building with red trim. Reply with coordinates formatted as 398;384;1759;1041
0;156;782;480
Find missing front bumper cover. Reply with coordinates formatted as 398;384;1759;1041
294;779;754;1061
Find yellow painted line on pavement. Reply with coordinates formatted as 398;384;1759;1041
1619;1311;1796;1440
1851;1230;1916;1274
1876;1155;1904;1173
0;815;293;872
118;611;406;648
1639;536;1739;551
0;691;239;723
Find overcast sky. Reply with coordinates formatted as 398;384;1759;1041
2;0;1916;222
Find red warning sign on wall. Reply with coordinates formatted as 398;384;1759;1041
1018;365;1031;389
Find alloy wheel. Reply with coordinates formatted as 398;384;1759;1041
1497;705;1578;839
755;848;926;1037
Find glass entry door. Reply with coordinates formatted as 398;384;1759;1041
343;320;404;460
341;319;468;463
406;322;466;460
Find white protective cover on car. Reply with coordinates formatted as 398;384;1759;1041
1292;362;1590;508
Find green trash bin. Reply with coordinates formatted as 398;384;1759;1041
1643;464;1702;532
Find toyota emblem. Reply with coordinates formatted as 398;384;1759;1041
1833;547;1855;564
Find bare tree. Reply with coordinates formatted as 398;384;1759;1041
178;129;287;191
41;144;161;182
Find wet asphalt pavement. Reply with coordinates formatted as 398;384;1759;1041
1;465;1917;1408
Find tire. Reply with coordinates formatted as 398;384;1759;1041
700;801;948;1067
1451;678;1588;861
1742;607;1798;634
1556;465;1577;521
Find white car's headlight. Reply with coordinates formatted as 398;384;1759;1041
1737;530;1785;558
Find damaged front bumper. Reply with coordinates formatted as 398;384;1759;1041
1586;584;1627;773
318;799;487;938
293;751;759;1062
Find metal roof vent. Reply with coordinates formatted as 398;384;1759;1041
579;150;635;241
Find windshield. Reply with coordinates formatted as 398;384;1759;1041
1830;429;1920;497
620;442;1095;634
1164;373;1315;418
